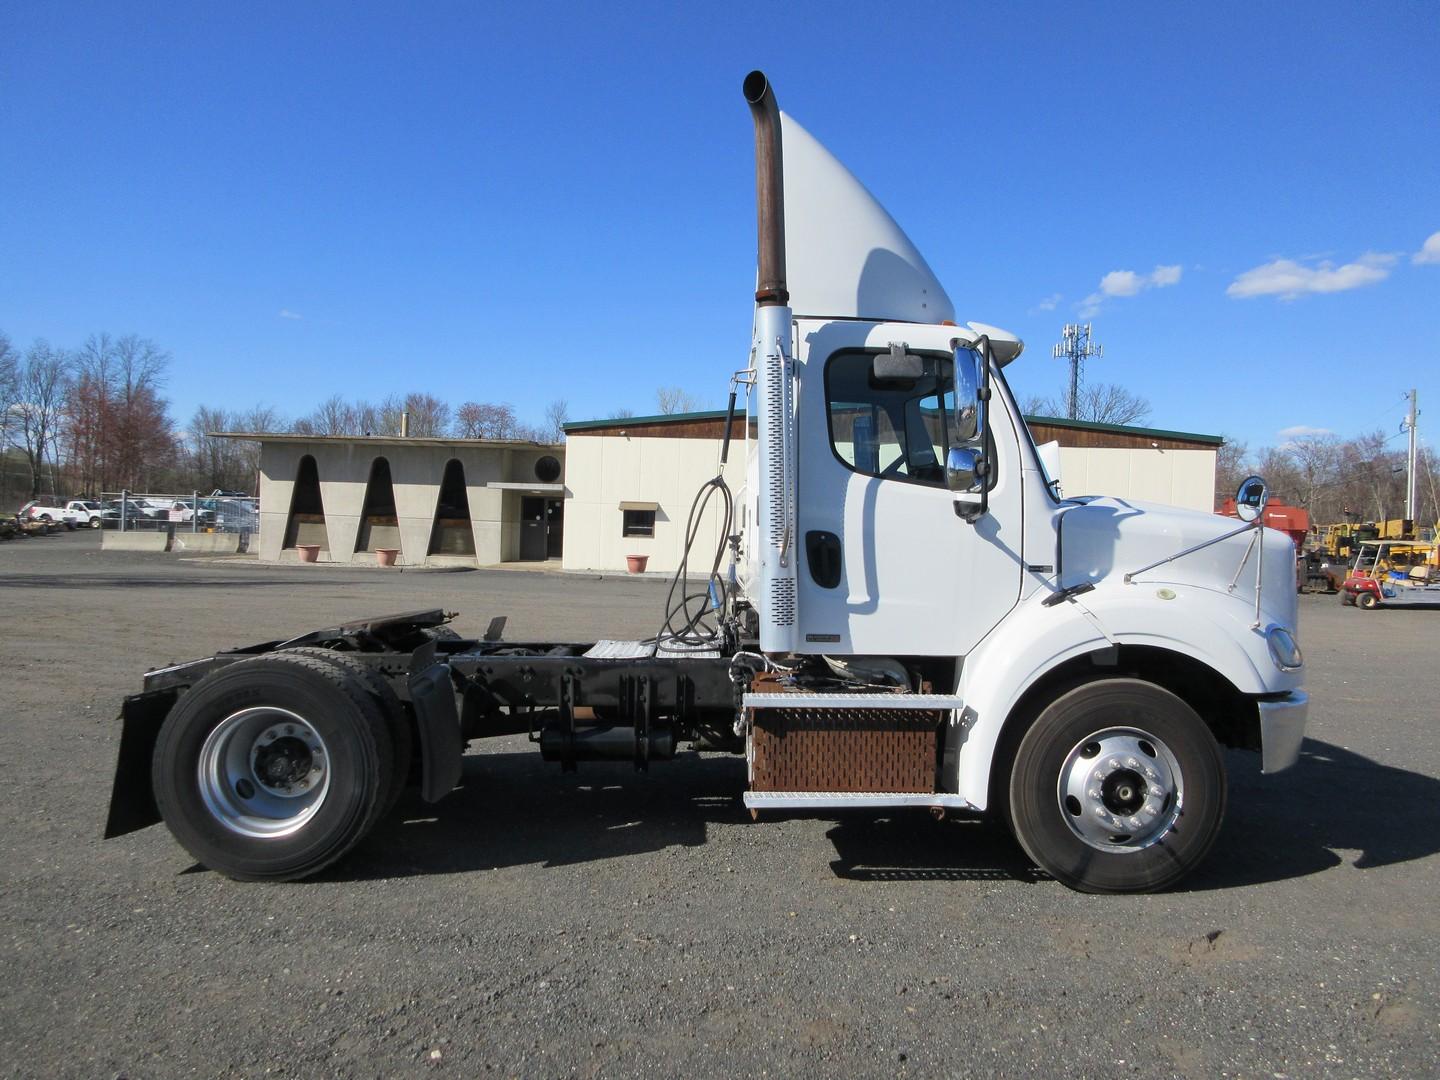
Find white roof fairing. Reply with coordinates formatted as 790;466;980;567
778;112;955;325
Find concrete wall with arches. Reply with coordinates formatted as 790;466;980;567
245;435;565;567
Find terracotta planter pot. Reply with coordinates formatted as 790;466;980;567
626;554;649;574
296;544;320;563
375;548;400;568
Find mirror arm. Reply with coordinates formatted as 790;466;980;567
973;335;994;520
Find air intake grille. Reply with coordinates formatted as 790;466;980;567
769;577;796;626
762;351;793;555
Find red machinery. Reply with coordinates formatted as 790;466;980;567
1218;495;1308;548
1219;496;1311;591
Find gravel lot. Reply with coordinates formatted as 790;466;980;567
2;530;1438;1078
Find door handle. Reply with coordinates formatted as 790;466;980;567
805;530;842;589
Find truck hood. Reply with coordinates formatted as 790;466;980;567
1059;497;1298;625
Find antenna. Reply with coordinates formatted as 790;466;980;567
1051;323;1103;420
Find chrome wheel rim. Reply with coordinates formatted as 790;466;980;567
1057;727;1183;852
197;707;330;838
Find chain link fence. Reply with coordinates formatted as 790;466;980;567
101;491;259;542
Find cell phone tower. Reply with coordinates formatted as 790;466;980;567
1052;323;1103;420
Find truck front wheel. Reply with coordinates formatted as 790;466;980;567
1008;679;1226;893
152;653;395;881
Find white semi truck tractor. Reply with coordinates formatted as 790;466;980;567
106;73;1307;893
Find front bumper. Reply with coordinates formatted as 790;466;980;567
1257;690;1308;773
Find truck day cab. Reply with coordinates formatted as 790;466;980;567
105;73;1308;893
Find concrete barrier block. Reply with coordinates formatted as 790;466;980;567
102;531;171;553
172;533;241;555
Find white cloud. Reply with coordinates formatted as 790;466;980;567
278;309;303;320
1414;231;1440;266
1030;292;1062;314
1277;424;1334;439
1078;264;1182;316
1226;253;1396;299
1150;264;1182;287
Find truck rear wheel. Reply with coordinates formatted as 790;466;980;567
279;647;414;814
1008;679;1226;894
152;653;395;881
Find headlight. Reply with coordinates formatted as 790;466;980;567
1266;626;1303;671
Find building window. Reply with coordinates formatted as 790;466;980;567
622;509;656;538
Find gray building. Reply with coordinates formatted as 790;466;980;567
225;434;565;567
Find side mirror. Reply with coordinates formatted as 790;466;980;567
949;345;989;521
946;446;983;493
952;347;984;443
1235;474;1269;523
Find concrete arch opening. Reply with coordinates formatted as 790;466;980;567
355;457;400;554
282;454;328;551
428;459;476;557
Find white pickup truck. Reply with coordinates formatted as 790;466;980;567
19;499;105;528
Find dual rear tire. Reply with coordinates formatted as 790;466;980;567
152;651;411;881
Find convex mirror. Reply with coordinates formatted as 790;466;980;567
1235;475;1269;522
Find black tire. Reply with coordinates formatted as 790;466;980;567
89;516;102;529
152;653;395;881
1008;679;1226;894
1340;590;1356;606
1358;592;1379;610
279;647;414;814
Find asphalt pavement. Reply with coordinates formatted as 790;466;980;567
2;530;1437;1077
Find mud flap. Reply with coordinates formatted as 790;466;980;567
104;688;179;838
409;663;463;802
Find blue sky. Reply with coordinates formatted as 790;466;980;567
2;2;1436;453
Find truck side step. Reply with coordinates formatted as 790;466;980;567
743;792;974;810
742;693;964;710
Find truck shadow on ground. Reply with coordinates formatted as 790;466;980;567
1184;737;1440;891
337;750;750;881
322;737;1440;890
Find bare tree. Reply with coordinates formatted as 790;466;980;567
374;394;405;436
1285;432;1340;513
67;333;117;492
14;340;71;497
1214;436;1251;504
656;386;702;415
308;394;356;436
0;332;21;504
402;392;450;437
1019;394;1051;417
453;402;519;439
1031;382;1151;426
608;406;636;419
543;398;569;443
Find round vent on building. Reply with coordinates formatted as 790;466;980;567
534;456;561;483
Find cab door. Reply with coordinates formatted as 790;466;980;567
793;321;1024;657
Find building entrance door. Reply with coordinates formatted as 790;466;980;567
520;497;547;560
545;499;564;558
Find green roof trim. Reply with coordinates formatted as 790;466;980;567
566;408;1221;445
1022;414;1223;445
564;410;730;432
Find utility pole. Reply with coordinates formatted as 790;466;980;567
1403;388;1418;521
1051;323;1103;420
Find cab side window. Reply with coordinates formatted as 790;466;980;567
825;350;955;487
